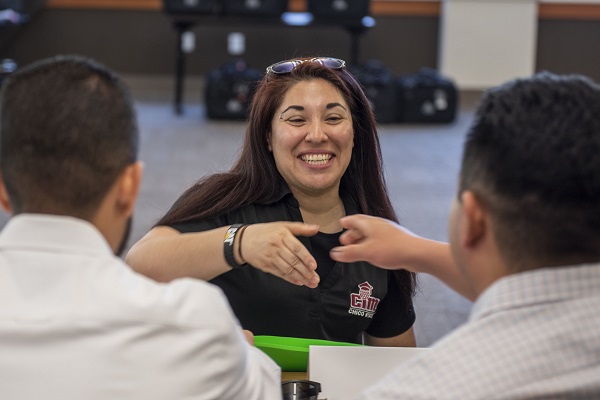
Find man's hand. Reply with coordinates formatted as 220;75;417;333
330;214;422;271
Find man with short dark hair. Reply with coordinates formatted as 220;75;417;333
0;55;281;399
331;72;600;399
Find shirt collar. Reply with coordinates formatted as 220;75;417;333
260;179;293;206
260;180;361;215
470;263;600;322
0;214;115;258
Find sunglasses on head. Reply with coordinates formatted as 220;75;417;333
282;379;322;400
266;57;346;75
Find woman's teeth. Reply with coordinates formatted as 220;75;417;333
301;154;333;165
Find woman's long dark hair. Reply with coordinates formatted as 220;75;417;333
158;59;416;300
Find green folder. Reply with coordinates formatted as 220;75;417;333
254;335;362;372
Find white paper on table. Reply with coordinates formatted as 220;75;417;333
308;346;429;400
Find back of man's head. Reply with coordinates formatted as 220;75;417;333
460;72;600;271
0;55;138;219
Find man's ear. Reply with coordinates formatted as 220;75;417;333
460;190;487;248
115;161;143;218
0;173;13;214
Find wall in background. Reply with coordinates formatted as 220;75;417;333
2;9;439;76
2;8;600;82
537;18;600;81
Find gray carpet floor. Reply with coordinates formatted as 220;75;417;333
0;74;479;347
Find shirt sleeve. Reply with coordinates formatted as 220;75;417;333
167;279;283;400
365;271;416;338
169;213;228;233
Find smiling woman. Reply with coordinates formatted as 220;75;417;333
125;57;417;347
269;79;354;216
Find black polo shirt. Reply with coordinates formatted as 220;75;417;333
170;186;415;344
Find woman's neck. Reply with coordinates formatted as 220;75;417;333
293;188;345;233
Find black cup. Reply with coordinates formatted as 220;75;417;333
282;380;322;400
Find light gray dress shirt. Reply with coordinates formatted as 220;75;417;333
0;214;281;399
356;263;600;399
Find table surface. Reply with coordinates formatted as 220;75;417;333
281;371;308;381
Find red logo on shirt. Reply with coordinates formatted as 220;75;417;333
348;281;380;319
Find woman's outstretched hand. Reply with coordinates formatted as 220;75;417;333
241;222;321;288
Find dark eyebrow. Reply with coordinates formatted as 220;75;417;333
281;105;304;115
280;103;346;118
326;102;347;111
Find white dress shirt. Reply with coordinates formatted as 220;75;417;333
0;214;281;399
355;263;600;399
